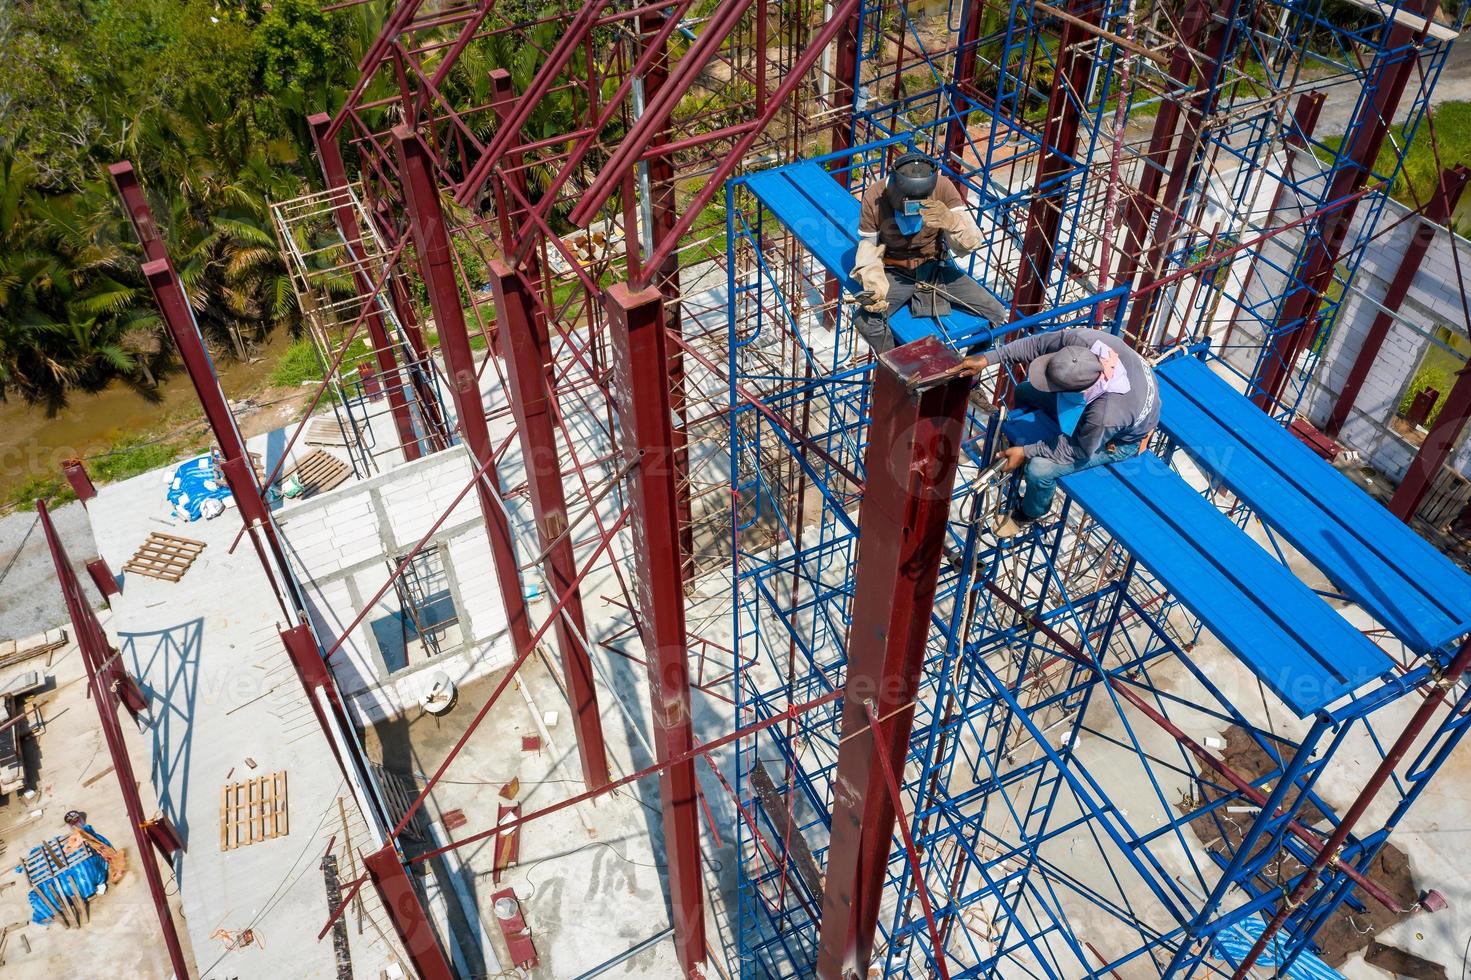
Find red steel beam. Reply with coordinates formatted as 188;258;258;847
823;5;864;327
490;258;610;790
635;0;865;287
37;500;189;979
1012;0;1103;318
308;113;426;464
603;282;706;976
363;843;456;980
1232;636;1471;979
393;125;535;659
1328;164;1468;437
110;162;298;619
453;0;617;206
815;335;970;980
1252;0;1438;408
566;0;759;227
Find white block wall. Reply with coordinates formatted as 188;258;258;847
1222;181;1471;483
276;446;513;722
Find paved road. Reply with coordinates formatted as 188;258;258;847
1309;32;1470;139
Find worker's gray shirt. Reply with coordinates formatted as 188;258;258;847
991;328;1160;465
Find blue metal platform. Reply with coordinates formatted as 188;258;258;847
744;160;1002;349
1062;452;1393;716
1157;355;1471;654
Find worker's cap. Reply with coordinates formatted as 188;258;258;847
1028;346;1102;394
63;810;85;827
888;150;938;202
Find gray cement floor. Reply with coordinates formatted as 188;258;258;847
0;612;192;978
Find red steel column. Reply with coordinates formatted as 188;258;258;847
1390;281;1471;520
491;259;610;790
308;113;424;463
110;162;297;618
1253;0;1438;408
38;500;190;979
603;282;706;976
1012;0;1102;318
638;10;696;575
944;0;987;167
393;125;535;659
815;336;970;980
824;8;864;328
364;843;456;980
1327;165;1469;436
1123;2;1235;343
1105;0;1213;336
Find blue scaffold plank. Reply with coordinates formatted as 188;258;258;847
1157;355;1471;654
743;161;1000;348
1061;452;1394;717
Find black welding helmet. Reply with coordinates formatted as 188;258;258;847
887;151;938;234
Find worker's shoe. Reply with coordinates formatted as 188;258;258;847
993;507;1040;538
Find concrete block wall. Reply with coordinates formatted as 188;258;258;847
1219;182;1471;484
275;446;514;722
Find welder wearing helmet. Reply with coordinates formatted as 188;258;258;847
850;150;1006;353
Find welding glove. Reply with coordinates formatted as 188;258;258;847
920;198;984;256
851;240;890;312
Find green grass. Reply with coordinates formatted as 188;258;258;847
1320;101;1471;232
4;474;76;512
269;338;327;387
2;436;186;512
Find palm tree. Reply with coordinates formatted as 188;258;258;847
0;145;156;410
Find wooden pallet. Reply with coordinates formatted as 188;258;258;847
305;417;360;447
122;532;206;582
283;449;352;499
220;770;289;850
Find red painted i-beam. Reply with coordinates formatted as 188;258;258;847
815;336;970;980
1252;0;1439;408
38;500;190;979
393;125;535;660
364;843;456;980
1327;165;1469;437
308;113;424;464
490;259;611;790
1012;0;1103;318
944;0;988;168
603;282;707;976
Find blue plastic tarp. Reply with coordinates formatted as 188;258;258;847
167;453;233;521
16;827;113;925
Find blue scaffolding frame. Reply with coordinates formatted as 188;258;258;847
725;2;1468;977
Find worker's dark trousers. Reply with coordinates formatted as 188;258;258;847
853;262;1007;353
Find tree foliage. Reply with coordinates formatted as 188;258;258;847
0;0;372;409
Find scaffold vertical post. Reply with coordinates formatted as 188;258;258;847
308;112;424;464
393;124;535;659
603;281;707;976
1012;0;1102;317
490;258;611;790
815;336;970;979
1252;0;1439;408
